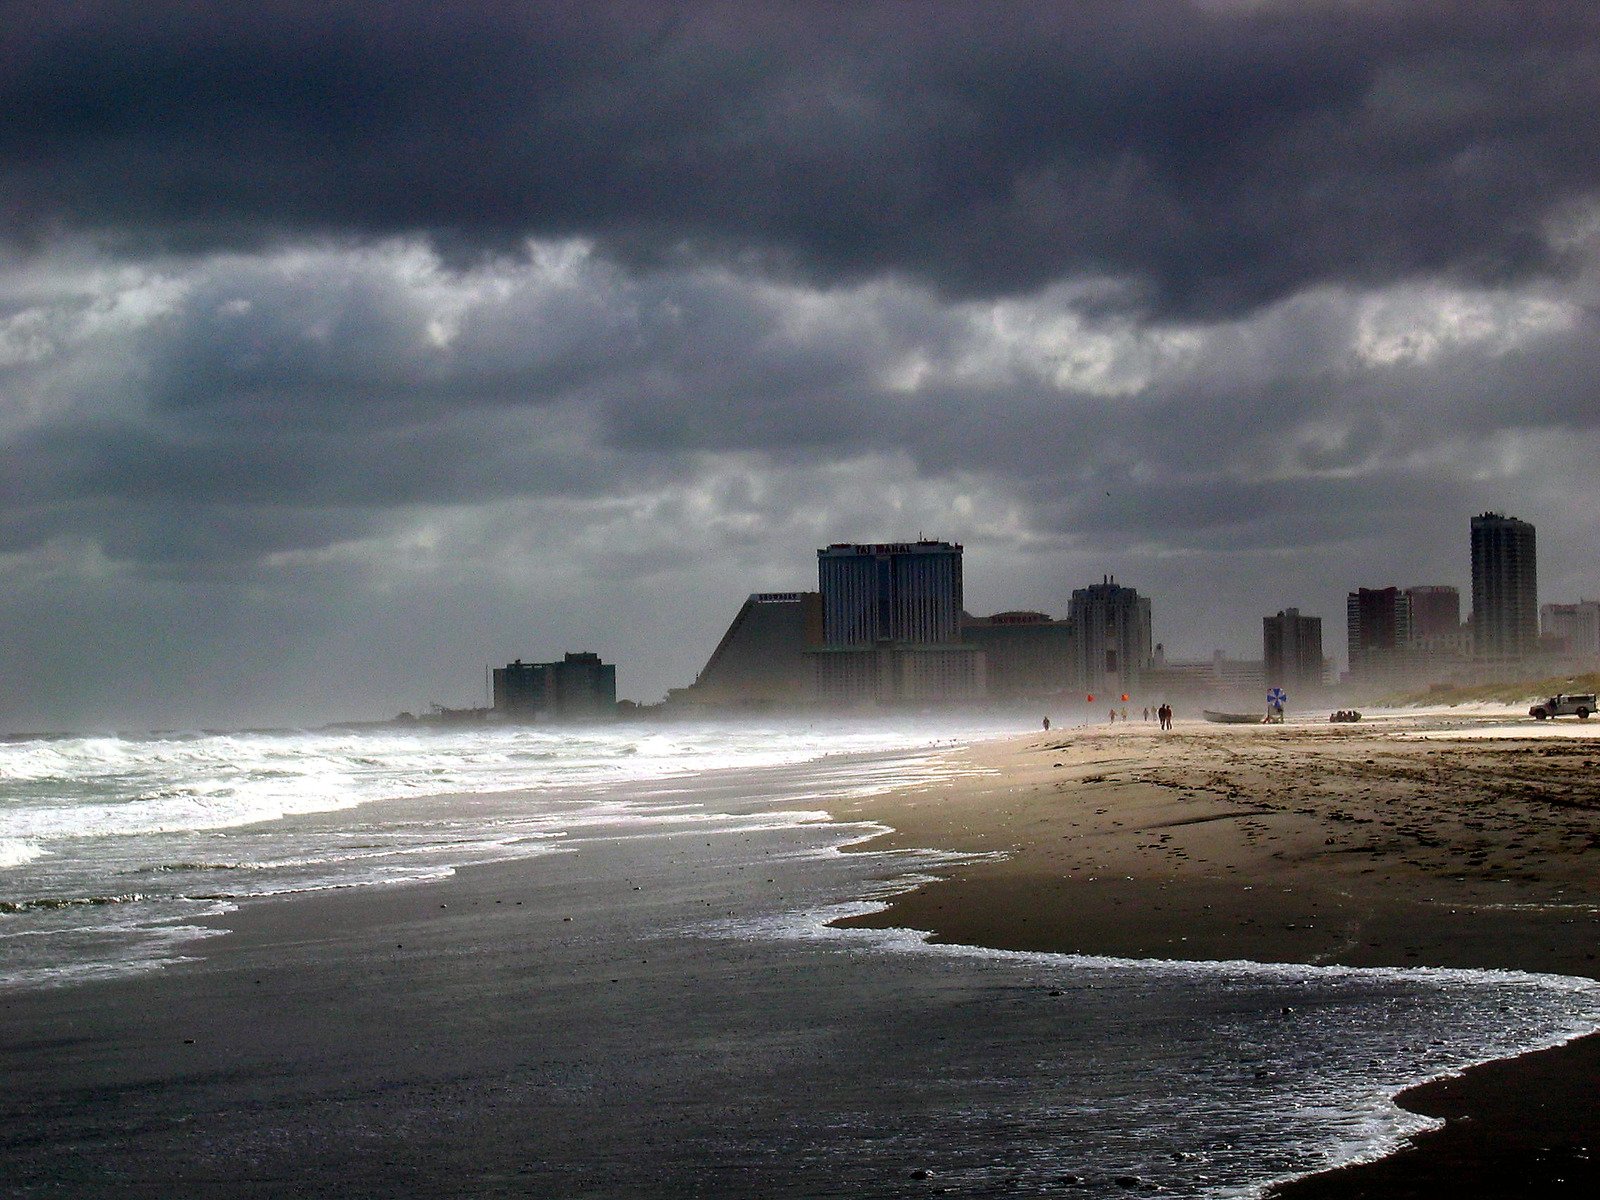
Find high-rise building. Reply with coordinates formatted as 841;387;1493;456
1405;585;1461;640
1068;576;1151;695
1347;587;1412;679
1471;513;1538;660
493;652;616;720
1263;608;1325;695
817;541;963;646
1542;600;1600;658
813;540;982;705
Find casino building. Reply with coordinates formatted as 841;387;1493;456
673;592;825;711
810;541;986;706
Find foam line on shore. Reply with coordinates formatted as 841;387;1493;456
722;893;1600;1003
702;893;1600;1200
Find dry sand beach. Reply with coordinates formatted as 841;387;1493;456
833;711;1600;1196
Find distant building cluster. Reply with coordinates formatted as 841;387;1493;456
492;652;616;721
674;540;1161;712
672;510;1593;712
1331;515;1600;694
481;509;1591;720
1333;511;1595;694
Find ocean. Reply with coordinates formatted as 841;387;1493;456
3;719;1598;1197
0;719;991;990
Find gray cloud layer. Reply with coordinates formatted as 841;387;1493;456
2;2;1598;726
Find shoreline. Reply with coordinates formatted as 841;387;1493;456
827;717;1600;1196
6;716;1599;1195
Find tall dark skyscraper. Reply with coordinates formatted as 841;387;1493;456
1068;576;1151;694
1470;512;1538;660
1346;586;1412;678
812;541;982;705
1263;608;1324;694
816;541;963;646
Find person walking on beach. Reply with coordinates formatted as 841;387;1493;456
1109;708;1116;724
1042;716;1050;731
1142;706;1150;722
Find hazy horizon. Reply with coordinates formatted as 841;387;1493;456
4;2;1599;728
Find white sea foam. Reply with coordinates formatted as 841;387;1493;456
0;838;43;868
0;716;1019;991
762;896;1600;1001
0;721;991;846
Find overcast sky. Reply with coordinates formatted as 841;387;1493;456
3;1;1598;727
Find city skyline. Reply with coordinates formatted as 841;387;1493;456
4;5;1600;727
596;511;1581;713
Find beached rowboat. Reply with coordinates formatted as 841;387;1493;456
1202;709;1259;724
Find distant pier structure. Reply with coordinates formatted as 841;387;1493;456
493;652;617;720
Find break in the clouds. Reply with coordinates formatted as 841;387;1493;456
2;2;1599;726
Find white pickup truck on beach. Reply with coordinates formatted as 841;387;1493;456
1528;692;1595;720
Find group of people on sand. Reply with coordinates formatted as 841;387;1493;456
1128;704;1176;728
1137;704;1174;727
1045;703;1174;731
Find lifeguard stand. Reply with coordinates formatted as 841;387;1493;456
1264;687;1288;723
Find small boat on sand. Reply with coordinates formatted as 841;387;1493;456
1202;710;1259;724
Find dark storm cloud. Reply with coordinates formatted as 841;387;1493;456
4;2;1600;725
0;494;380;571
4;2;1598;317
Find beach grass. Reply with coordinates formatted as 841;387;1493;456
1376;671;1600;708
